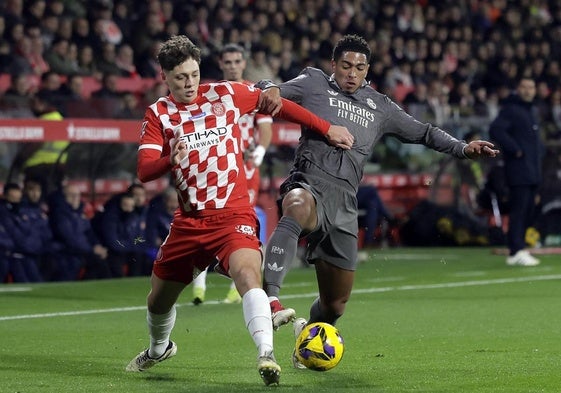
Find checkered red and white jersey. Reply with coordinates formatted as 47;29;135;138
138;81;262;213
238;80;273;154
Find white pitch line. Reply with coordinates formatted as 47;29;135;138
1;274;560;322
0;287;32;293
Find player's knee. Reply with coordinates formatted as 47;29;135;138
282;190;315;224
147;296;174;314
230;264;261;293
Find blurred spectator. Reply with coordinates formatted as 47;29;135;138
91;72;121;99
0;183;43;282
58;73;85;101
94;184;148;277
49;184;109;280
21;176;56;279
1;73;34;111
449;80;476;118
136;39;162;78
131;11;166;61
115;43;139;78
536;149;561;246
35;70;64;109
9;93;67;190
113;0;133;42
23;0;46;36
144;187;177;263
56;16;74;41
142;80;168;105
5;20;25;47
44;36;78;75
11;35;42;75
433;130;487;217
94;42;122;76
91;2;123;46
0;39;13;74
0;210;12;282
76;44;99;77
357;184;395;249
244;44;276;83
277;47;301;82
39;11;60;49
72;17;94;49
46;0;66;18
472;85;491;118
402;81;431;121
116;91;143;119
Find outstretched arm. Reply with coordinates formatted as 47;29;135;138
259;87;354;149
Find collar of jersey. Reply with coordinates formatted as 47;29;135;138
329;74;369;93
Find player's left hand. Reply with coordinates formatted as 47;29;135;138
464;140;500;159
251;145;266;167
257;87;282;116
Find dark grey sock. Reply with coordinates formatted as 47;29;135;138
263;216;302;297
309;297;340;325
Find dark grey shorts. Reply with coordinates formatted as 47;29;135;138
279;171;359;271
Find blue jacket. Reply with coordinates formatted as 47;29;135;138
49;197;99;255
0;213;15;253
145;194;173;249
98;195;146;254
20;200;55;254
0;199;48;256
489;94;544;186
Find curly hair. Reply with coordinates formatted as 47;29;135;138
332;34;371;62
157;35;201;71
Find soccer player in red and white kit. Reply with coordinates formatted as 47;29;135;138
125;35;354;386
191;43;273;306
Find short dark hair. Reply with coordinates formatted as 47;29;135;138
219;43;245;59
332;34;371;63
157;35;201;71
3;182;21;195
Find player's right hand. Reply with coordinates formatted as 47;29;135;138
326;125;354;150
257;87;282;116
170;137;188;166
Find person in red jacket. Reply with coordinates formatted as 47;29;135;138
125;35;353;386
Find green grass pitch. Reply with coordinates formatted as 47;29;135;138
1;247;560;392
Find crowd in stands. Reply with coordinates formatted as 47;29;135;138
0;179;178;283
2;0;561;282
0;0;559;142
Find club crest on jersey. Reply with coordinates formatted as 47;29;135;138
235;224;256;236
211;102;226;116
366;98;377;110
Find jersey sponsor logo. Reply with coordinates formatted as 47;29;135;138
366;98;377;110
180;126;229;150
328;97;375;127
211;102;226;116
188;112;207;120
267;262;284;272
270;245;284;255
327;89;339;96
235;224;256;236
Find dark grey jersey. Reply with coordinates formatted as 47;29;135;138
279;67;468;192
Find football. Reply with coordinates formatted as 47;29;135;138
294;322;344;371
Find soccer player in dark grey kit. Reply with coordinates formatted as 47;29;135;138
259;35;499;355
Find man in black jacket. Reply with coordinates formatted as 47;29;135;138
489;77;544;266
